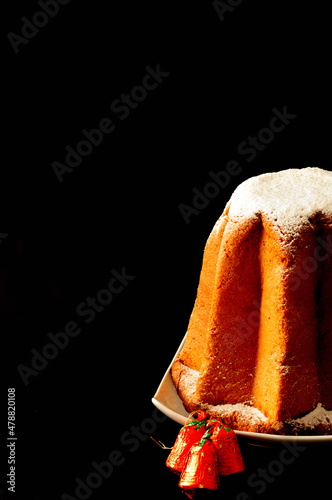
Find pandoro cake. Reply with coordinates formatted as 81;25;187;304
172;167;332;435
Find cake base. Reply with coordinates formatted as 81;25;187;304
171;360;332;436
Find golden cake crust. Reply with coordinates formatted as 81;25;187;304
171;360;332;435
172;168;332;435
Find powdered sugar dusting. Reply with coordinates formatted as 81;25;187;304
179;365;269;425
206;402;268;423
228;167;332;241
180;365;198;394
290;403;332;429
176;362;332;434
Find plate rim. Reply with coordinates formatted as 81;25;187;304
152;335;332;445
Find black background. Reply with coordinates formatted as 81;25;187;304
1;1;331;499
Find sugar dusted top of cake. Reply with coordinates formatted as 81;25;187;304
227;167;332;238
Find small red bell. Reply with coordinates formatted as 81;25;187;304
166;411;208;473
179;430;219;491
208;418;245;475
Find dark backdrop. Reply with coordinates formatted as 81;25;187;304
1;1;331;499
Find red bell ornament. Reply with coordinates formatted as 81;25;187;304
208;418;245;475
179;430;219;491
166;411;208;473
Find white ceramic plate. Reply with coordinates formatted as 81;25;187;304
152;335;332;446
